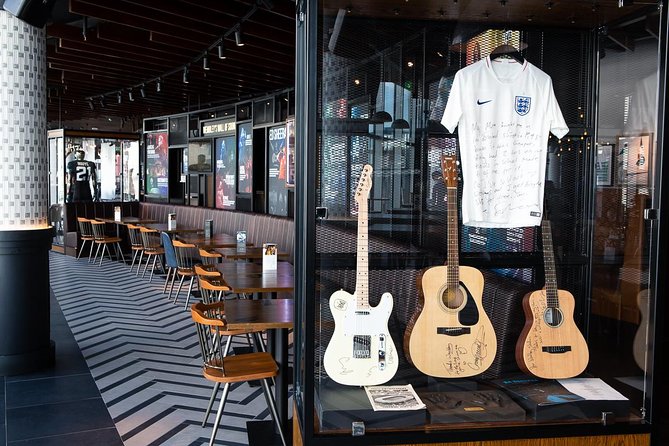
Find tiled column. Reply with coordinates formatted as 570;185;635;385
0;10;54;375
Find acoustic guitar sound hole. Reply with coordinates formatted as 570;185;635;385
543;307;564;328
441;286;465;310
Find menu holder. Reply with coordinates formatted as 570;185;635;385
114;206;121;222
204;219;213;239
236;230;247;252
168;213;177;230
263;243;277;271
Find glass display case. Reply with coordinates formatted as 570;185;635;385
294;1;664;444
47;130;140;246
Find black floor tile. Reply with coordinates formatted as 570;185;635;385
8;427;123;446
6;374;100;409
6;398;115;442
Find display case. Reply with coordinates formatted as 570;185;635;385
47;129;140;246
294;1;665;445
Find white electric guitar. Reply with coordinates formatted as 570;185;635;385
323;164;398;386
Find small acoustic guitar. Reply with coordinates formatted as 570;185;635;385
405;155;496;378
516;219;589;379
323;164;398;386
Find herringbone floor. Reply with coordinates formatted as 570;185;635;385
49;252;287;446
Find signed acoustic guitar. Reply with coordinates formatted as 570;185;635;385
516;218;589;379
405;155;496;378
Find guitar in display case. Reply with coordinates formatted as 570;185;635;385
515;218;589;379
405;155;497;378
323;164;398;386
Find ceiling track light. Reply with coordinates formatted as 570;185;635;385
140;84;146;98
117;91;122;104
183;66;189;84
217;42;226;59
82;16;87;41
99;97;105;108
235;28;244;46
88;100;94;111
156;78;162;93
128;89;134;101
203;53;210;70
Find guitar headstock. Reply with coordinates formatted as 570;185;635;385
440;155;458;188
355;164;373;206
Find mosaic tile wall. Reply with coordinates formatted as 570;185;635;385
0;11;47;229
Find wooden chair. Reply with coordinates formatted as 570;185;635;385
173;240;198;309
139;227;165;282
197;272;229;304
126;224;144;273
191;302;286;446
199;248;222;264
161;232;179;300
76;217;95;261
90;220;125;266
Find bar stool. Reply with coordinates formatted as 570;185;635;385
90;220;125;266
139;227;164;282
76;217;95;261
126;224;144;273
173;239;197;309
191;302;286;446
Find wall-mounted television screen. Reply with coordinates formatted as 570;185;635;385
237;122;253;194
145;131;168;199
215;136;236;209
267;124;288;216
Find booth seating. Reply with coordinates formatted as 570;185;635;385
63;202;140;257
139;203;295;264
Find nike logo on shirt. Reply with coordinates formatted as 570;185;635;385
477;99;492;105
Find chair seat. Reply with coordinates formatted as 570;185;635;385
96;236;122;243
146;247;165;255
203;352;278;383
81;235;95;241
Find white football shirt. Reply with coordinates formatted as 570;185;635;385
441;56;568;228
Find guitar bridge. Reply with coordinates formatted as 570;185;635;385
437;327;471;336
353;335;371;358
542;346;572;354
378;334;386;370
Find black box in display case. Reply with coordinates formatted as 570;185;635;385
492;377;630;421
421;390;526;423
316;381;427;430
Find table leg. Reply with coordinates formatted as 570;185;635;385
269;327;289;436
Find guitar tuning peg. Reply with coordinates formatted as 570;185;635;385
456;160;460;165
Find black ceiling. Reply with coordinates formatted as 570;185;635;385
46;0;296;128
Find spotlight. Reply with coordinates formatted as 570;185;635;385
99;97;105;108
117;92;122;104
203;53;210;70
235;28;244;46
183;66;189;84
140;84;146;98
217;42;226;59
156;78;162;92
88;100;94;110
82;16;87;41
128;89;134;101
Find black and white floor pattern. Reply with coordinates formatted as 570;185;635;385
49;253;287;446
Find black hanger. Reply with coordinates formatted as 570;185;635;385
490;44;525;64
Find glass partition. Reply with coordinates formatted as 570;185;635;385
295;1;661;443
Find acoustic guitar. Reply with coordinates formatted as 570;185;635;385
515;219;589;379
405;155;496;378
323;164;398;386
633;289;650;371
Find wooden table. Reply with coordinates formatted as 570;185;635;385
143;222;203;235
96;216;156;225
215;261;293;278
215;246;289;261
224;298;293;445
217;265;294;296
176;232;253;248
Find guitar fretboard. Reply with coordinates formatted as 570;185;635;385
446;186;460;288
355;178;370;311
541;219;559;309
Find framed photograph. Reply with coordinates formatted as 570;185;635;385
237;122;253;194
145;131;168;199
285;118;295;187
187;140;213;173
616;134;650;186
595;144;613;186
215;136;236;209
267;124;288;216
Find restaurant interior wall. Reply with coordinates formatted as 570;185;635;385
142;88;295;218
294;1;666;445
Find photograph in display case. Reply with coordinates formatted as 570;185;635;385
267;124;288;216
215;136;236;209
187;140;213;173
285;118;295;187
617;134;651;186
145;131;168;199
237;122;253;194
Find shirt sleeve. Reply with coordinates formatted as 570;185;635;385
547;79;569;138
441;71;463;133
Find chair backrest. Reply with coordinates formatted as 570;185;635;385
161;232;178;268
126;224;143;248
77;217;93;238
199;248;222;265
198;276;230;304
194;263;221;278
90;220;107;240
192;301;228;372
173;239;197;271
139;227;161;250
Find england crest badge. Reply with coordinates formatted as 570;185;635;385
515;96;531;116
